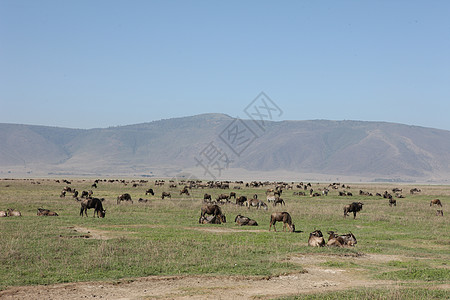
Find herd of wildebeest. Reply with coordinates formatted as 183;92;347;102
0;178;445;247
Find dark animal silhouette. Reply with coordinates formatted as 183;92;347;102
343;202;364;219
161;192;171;199
80;198;105;218
145;188;154;196
117;193;132;204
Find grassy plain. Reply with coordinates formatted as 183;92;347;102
0;178;448;298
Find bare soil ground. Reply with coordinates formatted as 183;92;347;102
0;253;405;300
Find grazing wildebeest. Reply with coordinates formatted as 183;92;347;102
308;230;325;247
145;188;154;196
180;187;190;196
0;210;7;217
200;204;226;223
266;195;276;203
80;198;105;218
161;192;171;199
198;215;222;224
81;191;89;198
327;231;357;247
37;208;58;216
436;210;444;216
216;193;230;203
117;193;133;204
273;197;285;207
246;199;268;210
229;192;236;199
389;198;397;207
430;199;442;207
203;193;212;202
7;208;21;217
235;195;247;206
234;214;258;226
59;191;66;198
269;212;295;232
73;190;79;198
343;202;364;219
91;183;97;188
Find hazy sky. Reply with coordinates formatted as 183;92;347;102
1;1;449;130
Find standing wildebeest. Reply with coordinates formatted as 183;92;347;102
235;195;247;206
216;194;230;203
161;192;171;199
117;193;133;204
389;198;397;207
343;202;364;219
180;187;190;196
80;198;106;218
269;212;295;232
145;188;154;196
266;195;276;203
200;204;226;223
234;214;258;226
81;190;89;198
273;197;285;207
430;199;442;207
246;199;268;210
436;210;444;216
7;209;21;217
229;192;236;199
203;193;212;202
37;208;58;216
308;230;325;247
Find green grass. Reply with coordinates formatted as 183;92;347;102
0;179;449;298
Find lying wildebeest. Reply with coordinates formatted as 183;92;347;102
308;230;325;247
117;193;132;204
200;204;226;223
389;198;397;207
430;199;442;207
7;208;22;217
0;210;7;217
343;202;364;219
80;198;106;218
199;215;222;224
138;198;149;203
410;188;421;194
161;192;171;199
37;208;58;216
203;193;212;202
234;214;258;226
436;210;444;216
269;212;295;232
235;195;247;206
273;197;285;207
246;199;268;210
145;188;154;196
327;231;357;247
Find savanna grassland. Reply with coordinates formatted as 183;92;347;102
0;178;448;299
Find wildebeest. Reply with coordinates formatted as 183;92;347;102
229;192;236;199
327;231;357;247
200;204;226;223
234;214;258;226
117;193;132;204
246;199;268;210
235;195;247;206
161;192;171;199
269;212;295;232
308;230;325;247
343;202;364;219
203;193;212;202
430;199;442;207
0;210;7;217
138;198;149;203
266;195;276;203
81;191;89;198
389;198;397;207
199;215;222;224
180;187;190;196
216;194;230;203
273;197;285;207
145;188;154;196
37;208;58;216
410;188;421;194
436;210;444;216
80;198;106;218
7;208;21;217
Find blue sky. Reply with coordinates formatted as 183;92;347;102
1;1;449;130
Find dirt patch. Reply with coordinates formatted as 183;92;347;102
188;226;266;233
67;226;113;240
0;254;406;300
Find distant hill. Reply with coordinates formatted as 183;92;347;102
1;113;450;182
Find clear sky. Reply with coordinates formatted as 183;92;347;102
1;1;449;130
